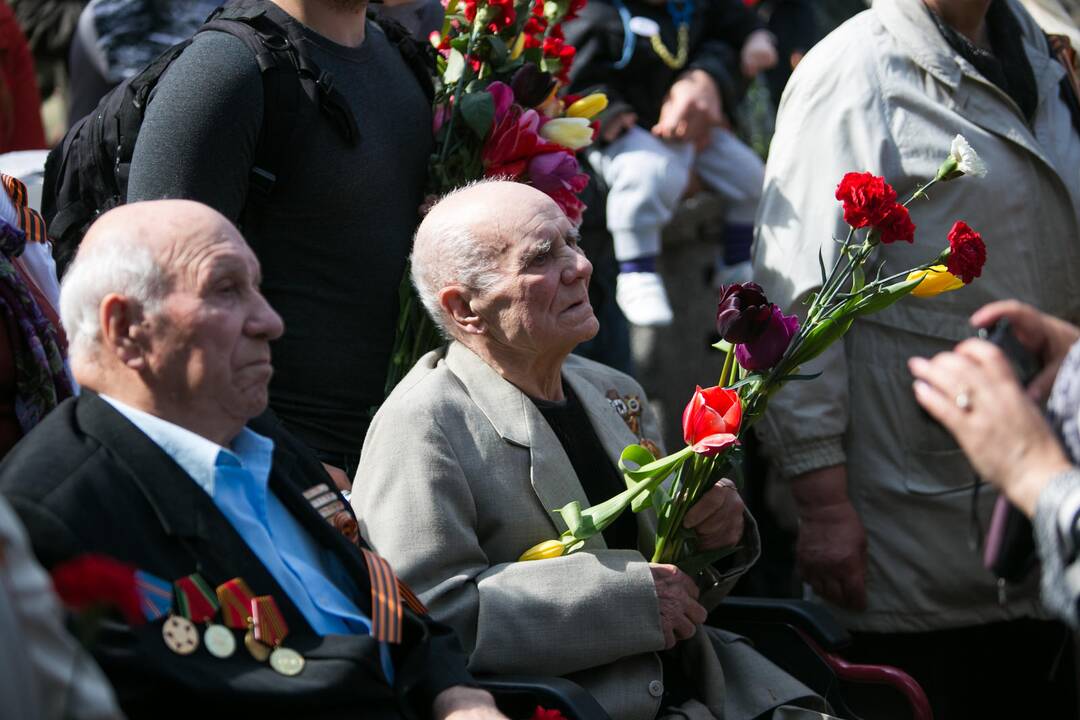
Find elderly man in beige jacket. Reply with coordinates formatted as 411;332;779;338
752;0;1080;716
354;181;834;720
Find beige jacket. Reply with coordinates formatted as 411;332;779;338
353;343;827;720
752;0;1080;632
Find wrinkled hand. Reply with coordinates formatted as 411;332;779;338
793;465;867;611
652;69;722;149
909;340;1072;517
601;111;638;143
650;563;707;649
970;300;1080;403
740;29;778;78
433;686;508;720
683;479;745;550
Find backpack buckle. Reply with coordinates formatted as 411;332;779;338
315;70;334;97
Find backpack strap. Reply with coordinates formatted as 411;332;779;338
199;3;360;200
372;12;436;104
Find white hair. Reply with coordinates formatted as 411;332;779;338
59;234;170;365
410;182;505;336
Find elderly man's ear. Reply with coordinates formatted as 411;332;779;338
440;286;487;336
99;293;152;369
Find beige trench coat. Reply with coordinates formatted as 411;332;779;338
752;0;1080;632
353;343;831;720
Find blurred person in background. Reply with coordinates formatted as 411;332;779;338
752;0;1080;716
66;0;219;125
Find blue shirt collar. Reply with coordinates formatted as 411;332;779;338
99;394;275;496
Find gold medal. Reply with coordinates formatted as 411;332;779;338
269;646;305;676
203;623;237;659
244;630;271;662
162;615;199;655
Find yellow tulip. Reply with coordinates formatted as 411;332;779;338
509;31;526;60
519;539;565;561
566;93;608;120
539;117;594;150
908;265;965;298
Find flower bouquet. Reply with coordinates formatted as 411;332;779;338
385;0;602;395
522;135;990;569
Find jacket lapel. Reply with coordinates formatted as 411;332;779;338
445;343;599;546
564;366;660;545
876;0;1067;178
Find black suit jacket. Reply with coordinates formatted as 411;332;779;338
0;391;473;719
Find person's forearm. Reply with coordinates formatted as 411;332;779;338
791;464;851;518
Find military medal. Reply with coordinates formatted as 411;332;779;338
134;569;173;622
251;595;305;676
162;614;200;655
175;574;234;659
217;577;269;662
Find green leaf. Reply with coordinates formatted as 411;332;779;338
676;545;742;575
851;264;866;293
776;371;823;383
459;90;494;139
483;35;508;66
555;501;597;538
851;276;924;317
445;49;466;83
712;339;733;353
619;444;692;482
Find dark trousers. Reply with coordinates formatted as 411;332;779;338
848;619;1076;720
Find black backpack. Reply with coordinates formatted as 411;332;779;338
42;0;433;276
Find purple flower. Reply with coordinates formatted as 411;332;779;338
716;282;772;343
486;81;514;123
528;151;589;195
735;306;799;371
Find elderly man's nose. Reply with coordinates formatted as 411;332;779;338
249;293;285;339
563;251;592;283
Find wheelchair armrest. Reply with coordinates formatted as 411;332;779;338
712;596;851;650
476;675;611;720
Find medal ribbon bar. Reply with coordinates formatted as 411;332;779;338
217;578;256;629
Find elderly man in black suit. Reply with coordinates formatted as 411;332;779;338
0;199;504;720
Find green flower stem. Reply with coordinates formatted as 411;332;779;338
719;343;735;388
438;25;483;164
807;226;856;322
903;177;939;207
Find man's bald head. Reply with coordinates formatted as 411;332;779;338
411;181;565;335
60;200;239;366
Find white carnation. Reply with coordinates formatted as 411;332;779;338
950;134;987;178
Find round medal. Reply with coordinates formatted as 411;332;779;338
162;616;199;655
203;624;237;659
244;630;271;662
269;646;305;676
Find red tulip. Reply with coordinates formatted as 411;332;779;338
682;386;742;456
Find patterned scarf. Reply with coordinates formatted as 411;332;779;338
0;179;73;433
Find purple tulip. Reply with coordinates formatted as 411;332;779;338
716;282;772;343
735;306;799;371
486;81;514;123
528;151;587;195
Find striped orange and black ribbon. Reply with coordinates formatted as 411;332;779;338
361;548;403;644
397;578;428;616
0;174;45;244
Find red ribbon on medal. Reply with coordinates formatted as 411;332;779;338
251;595;289;647
216;578;256;629
174;574;219;623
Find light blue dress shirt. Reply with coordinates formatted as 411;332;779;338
100;395;393;682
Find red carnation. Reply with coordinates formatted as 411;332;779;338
50;554;144;626
945;220;986;284
531;708;568;720
835;172;898;229
876;202;916;244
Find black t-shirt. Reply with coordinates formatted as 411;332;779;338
128;2;433;455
